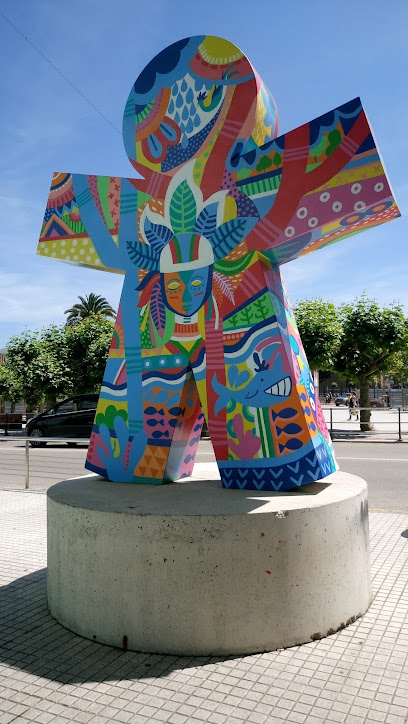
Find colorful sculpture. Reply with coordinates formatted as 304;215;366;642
38;36;399;490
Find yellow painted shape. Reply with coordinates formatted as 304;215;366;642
198;37;243;64
37;237;100;265
135;141;161;172
177;339;197;352
140;305;149;332
197;307;206;341
322;220;341;233
37;236;125;273
223;195;237;222
313;162;384;192
196;378;208;420
95;398;128;416
253;92;272;147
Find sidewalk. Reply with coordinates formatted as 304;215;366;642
0;489;407;724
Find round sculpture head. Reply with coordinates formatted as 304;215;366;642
123;35;279;179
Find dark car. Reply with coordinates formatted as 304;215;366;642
26;393;98;446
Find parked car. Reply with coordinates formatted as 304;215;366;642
335;394;350;406
26;393;99;446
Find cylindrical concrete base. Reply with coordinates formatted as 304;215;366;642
47;472;371;655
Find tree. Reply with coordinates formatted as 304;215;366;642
1;317;114;408
63;315;114;394
294;295;408;433
2;328;71;407
386;346;408;386
293;298;343;370
336;296;408;430
0;364;21;404
65;293;116;325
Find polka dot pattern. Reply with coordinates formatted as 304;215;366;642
37;236;109;268
281;176;392;253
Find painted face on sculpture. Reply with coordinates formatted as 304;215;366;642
162;266;212;316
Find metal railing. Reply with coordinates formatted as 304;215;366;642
0;437;89;489
1;410;407;491
0;414;24;434
324;406;408;441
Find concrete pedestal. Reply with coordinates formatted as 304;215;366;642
47;470;371;655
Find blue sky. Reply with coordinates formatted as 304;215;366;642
0;0;407;348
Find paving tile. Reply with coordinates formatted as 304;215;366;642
1;495;408;724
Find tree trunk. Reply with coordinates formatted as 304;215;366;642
358;376;372;431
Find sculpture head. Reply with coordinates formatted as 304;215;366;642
127;173;253;312
123;35;279;180
159;234;213;316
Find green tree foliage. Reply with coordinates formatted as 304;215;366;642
336;296;408;430
387;347;408;386
0;364;21;404
1;316;114;408
293;299;343;370
1;330;68;407
65;293;116;325
294;295;408;431
63;315;114;394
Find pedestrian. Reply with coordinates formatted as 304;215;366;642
348;391;359;420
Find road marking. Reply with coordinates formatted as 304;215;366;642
337;456;408;462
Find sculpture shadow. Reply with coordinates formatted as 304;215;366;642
1;480;333;684
0;569;242;684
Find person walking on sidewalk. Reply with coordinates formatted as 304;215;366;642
348;391;359;420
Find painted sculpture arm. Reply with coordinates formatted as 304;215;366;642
37;172;138;273
71;174;126;270
232;99;400;264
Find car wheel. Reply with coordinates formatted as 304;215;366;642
29;428;47;447
66;442;78;447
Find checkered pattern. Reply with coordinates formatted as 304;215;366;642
0;491;407;724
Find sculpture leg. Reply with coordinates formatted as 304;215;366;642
87;349;204;483
133;363;203;483
209;262;338;491
85;270;203;482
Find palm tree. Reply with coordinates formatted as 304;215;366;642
65;293;116;325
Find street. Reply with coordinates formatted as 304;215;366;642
0;438;407;512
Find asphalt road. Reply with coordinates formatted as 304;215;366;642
0;438;407;513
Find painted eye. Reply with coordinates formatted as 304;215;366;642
191;279;202;287
168;281;180;290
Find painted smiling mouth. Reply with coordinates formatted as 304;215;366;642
265;377;291;397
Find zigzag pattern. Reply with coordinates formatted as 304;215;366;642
220;446;335;491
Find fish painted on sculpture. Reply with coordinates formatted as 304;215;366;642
212;353;292;414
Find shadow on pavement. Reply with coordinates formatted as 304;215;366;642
0;570;240;683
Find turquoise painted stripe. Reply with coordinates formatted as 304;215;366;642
76;189;92;206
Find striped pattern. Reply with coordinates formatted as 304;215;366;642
284;144;310;162
126;347;142;375
211;219;247;260
251;216;281;246
238;269;265;298
75;188;92;208
220;118;243;141
340;134;360;158
120;193;138;215
239;173;281;197
126;241;159;271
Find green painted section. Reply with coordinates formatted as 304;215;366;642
97;176;115;230
224;292;274;330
